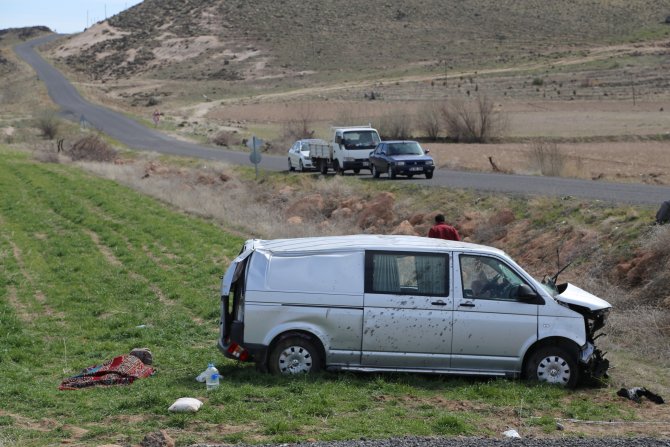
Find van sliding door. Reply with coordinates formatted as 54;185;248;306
362;251;453;369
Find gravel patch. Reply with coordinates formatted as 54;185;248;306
190;436;670;447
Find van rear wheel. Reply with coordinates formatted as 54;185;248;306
269;335;323;375
524;346;579;388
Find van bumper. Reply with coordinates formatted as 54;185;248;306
218;321;267;363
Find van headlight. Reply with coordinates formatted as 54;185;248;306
394;161;405;166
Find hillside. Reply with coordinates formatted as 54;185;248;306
50;0;670;81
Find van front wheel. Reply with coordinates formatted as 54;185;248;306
524;346;579;388
268;335;323;375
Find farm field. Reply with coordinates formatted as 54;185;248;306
1;148;670;446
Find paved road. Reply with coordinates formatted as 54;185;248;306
15;34;670;206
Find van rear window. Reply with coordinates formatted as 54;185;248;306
365;251;449;296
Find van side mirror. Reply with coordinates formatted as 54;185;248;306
335;136;342;144
516;284;543;304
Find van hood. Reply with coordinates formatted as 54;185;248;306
555;283;611;311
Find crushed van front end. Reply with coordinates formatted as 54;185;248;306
555;283;612;382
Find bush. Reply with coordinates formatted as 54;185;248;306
530;139;565;176
532;77;544;86
440;95;507;143
417;102;442;140
67;134;117;162
377;110;412;140
36;111;60;140
211;130;240;147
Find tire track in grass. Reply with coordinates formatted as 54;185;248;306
15;157;234;325
0;210;62;323
5;286;31;324
48;166;239;320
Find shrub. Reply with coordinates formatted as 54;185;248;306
440;95;508;143
529;139;565;176
532;77;544;86
36;111;60;140
377;110;412;140
417;102;442;140
67;134;117;162
211;130;240;147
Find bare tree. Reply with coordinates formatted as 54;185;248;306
530;139;566;177
282;103;316;142
417;101;442;140
377;110;412;140
441;95;507;143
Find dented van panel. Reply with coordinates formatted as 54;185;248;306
218;235;611;386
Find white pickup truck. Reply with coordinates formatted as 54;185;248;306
308;126;381;175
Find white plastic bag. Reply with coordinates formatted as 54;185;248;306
503;428;521;439
168;397;203;413
195;368;208;382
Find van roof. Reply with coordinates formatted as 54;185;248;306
247;235;505;256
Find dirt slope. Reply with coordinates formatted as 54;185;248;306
48;0;670;81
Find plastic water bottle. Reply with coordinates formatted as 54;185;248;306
205;363;219;391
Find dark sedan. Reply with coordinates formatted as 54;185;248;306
369;141;435;179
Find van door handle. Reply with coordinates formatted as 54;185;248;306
431;300;447;306
459;301;475;308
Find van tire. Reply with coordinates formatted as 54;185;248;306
268;334;323;375
524;345;579;388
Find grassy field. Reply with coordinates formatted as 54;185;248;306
1;148;669;446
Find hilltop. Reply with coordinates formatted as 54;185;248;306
50;0;670;82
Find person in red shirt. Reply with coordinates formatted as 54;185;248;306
428;214;461;241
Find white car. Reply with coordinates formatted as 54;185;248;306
287;139;319;172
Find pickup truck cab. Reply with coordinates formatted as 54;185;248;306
219;235;611;387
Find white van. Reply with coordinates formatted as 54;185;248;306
219;235;611;387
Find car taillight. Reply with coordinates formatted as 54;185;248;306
227;342;249;361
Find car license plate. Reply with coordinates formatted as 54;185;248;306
410;167;423;172
362;162;369;166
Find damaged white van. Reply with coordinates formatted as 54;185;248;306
219;235;611;387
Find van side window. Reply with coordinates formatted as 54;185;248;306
365;251;449;296
459;254;528;301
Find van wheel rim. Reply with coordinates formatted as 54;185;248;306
536;355;571;384
278;346;312;374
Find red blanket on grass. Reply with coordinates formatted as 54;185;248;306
59;354;154;390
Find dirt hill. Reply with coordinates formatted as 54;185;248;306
50;0;670;81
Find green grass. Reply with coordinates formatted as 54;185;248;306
0;148;652;445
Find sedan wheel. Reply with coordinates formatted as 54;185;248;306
288;158;295;172
372;164;380;178
388;166;397;179
299;160;304;171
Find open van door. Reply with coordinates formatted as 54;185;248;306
219;245;254;358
